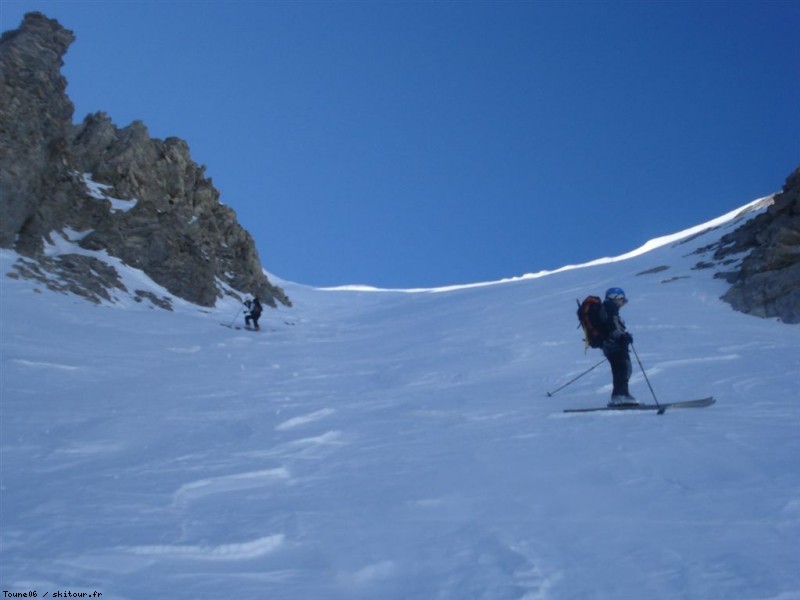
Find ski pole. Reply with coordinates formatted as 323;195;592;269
546;359;606;397
630;343;662;411
227;304;244;328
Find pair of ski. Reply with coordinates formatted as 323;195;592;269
564;397;715;415
220;323;263;333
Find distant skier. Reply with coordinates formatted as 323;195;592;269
601;287;637;406
244;296;263;331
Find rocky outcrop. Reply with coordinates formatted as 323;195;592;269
0;11;76;252
0;12;290;309
714;166;800;323
70;113;285;307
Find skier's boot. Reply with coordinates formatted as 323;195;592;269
608;394;639;407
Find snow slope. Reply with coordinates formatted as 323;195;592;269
1;201;798;600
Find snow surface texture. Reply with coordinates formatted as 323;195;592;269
1;202;798;600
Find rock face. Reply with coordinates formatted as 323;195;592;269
714;166;800;323
0;12;75;252
0;12;290;309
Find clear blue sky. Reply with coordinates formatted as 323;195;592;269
2;1;798;288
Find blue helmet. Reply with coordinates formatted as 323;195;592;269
605;287;627;302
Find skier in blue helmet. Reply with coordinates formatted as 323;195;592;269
602;287;637;406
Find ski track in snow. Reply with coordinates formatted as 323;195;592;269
2;203;799;600
275;407;336;431
172;467;291;505
12;358;81;371
123;534;286;561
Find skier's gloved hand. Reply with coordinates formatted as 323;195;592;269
622;332;633;345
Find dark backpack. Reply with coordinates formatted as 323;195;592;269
577;296;607;349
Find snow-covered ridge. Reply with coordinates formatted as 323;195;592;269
319;196;772;294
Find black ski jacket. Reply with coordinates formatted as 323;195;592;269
601;298;628;353
244;298;263;318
